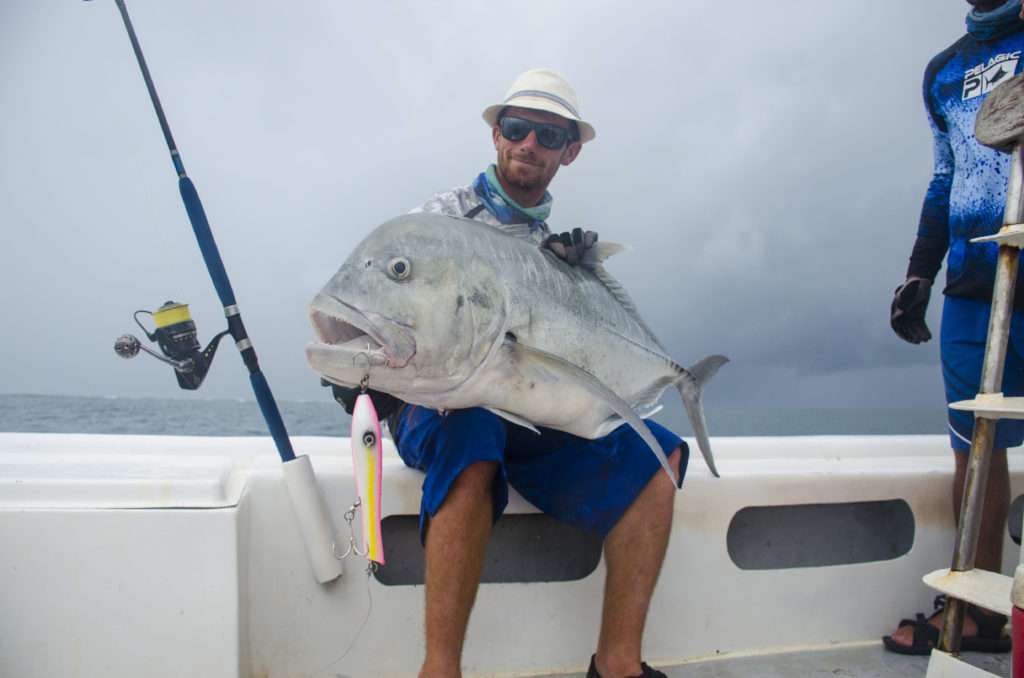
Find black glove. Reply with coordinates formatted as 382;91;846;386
544;227;598;266
890;277;933;344
324;380;402;419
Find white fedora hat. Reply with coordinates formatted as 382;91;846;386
482;68;596;144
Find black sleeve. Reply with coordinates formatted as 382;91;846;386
906;234;948;282
904;39;964;282
329;384;403;419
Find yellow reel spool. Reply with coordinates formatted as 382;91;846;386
153;302;192;329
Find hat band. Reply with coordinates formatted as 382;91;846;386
504;89;580;119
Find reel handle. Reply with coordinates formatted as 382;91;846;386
114;334;194;372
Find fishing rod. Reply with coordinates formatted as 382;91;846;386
92;0;344;584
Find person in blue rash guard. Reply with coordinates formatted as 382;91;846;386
332;69;686;678
885;0;1024;656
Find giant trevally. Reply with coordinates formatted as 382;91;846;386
306;213;727;484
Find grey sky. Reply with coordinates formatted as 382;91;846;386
1;2;972;414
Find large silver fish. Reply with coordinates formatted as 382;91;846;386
306;213;727;483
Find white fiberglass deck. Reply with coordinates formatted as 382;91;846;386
1;432;1022;677
544;645;1009;677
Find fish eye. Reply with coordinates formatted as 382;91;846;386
362;431;376;447
386;257;412;281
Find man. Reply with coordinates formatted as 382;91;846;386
885;0;1024;655
334;68;686;678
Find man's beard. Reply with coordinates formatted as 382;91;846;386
501;154;547;191
506;172;541;191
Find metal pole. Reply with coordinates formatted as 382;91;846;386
1007;146;1024;227
939;141;1024;654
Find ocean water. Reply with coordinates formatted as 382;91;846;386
0;393;948;438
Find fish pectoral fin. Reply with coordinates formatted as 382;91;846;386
506;338;679;488
485;407;541;434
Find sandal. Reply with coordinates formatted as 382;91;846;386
586;654;667;678
881;595;1010;655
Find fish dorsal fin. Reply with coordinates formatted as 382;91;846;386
590;264;640;317
578;242;641;318
586;257;667;351
582;241;628;266
490;227;662;350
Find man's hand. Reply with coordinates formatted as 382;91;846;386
544;228;598;266
890;277;933;344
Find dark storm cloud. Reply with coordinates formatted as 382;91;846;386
0;1;968;409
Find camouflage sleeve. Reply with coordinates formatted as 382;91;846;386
410;185;478;217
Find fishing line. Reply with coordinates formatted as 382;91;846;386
297;498;379;677
94;0;346;587
313;562;377;677
96;0;297;463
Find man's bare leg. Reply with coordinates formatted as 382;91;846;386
594;448;681;678
953;447;1009;571
886;447;1009;648
420;461;498;678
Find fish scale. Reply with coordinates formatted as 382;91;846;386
306;213;727;480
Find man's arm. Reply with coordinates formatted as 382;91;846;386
905;128;953;284
410;185;482;218
892;64;955;345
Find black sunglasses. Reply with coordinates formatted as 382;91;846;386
498;116;575;150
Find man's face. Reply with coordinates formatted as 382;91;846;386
492;107;582;195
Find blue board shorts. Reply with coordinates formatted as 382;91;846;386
942;295;1024;451
391;405;687;543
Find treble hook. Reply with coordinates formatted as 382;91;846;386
333;499;368;560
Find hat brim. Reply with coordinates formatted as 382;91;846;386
482;97;595;144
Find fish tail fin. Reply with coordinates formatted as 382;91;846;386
675;355;728;478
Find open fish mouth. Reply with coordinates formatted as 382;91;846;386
307;294;415;371
310;308;385;353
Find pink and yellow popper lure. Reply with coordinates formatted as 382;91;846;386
350;392;385;565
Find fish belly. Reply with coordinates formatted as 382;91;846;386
461;337;674;440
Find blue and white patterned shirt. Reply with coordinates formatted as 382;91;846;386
908;22;1024;307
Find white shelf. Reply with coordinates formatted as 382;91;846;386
922;568;1012;617
970;223;1024;248
948;393;1024;420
